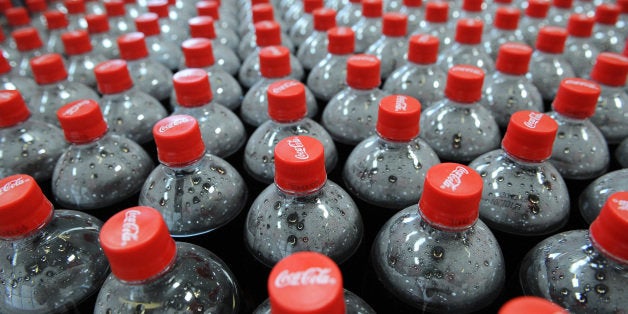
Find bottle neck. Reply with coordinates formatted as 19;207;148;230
120;246;179;285
162;153;207;174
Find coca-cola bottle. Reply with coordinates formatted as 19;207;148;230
0;53;38;103
238;20;295;63
146;0;186;46
6;7;40;37
352;0;384;53
238;3;273;38
413;1;453;52
364;12;408;79
592;3;623;53
579;169;628;224
519;0;551;47
134;12;182;72
547;0;573;27
188;16;241;76
372;162;506;313
0;29;18;69
499;296;567;313
565;13;600;77
103;0;135;36
483;7;525;61
61;30;107;90
25;0;48;34
64;0;89;30
529;26;576;103
297;8;336;71
618;137;628;168
336;0;362;27
439;18;495;75
197;0;239;35
43;10;69;55
197;1;241;51
85;13;119;59
400;0;423;32
289;0;324;47
11;27;47;78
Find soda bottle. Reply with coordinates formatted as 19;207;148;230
188;16;241;76
579;169;628;224
238;3;273;38
352;0;384;53
43;10;69;55
11;27;47;78
297;8;337;71
400;0;423;33
61;30;107;90
25;0;48;34
413;1;453;52
238;20;295;63
439;18;495;75
565;13;600;77
0;53;38;103
103;0;135;36
146;0;186;46
337;0;362;27
483;7;526;61
364;12;408;79
134;12;182;72
519;0;551;46
85;13;119;59
197;0;241;52
289;0;324;47
592;3;622;53
64;0;89;30
547;0;573;27
529;26;575;103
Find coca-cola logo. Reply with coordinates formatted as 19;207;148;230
523;112;544;129
564;79;599;91
120;210;141;246
274;267;337;288
0;176;30;196
63;100;92;116
351;55;378;64
612;198;628;211
394;96;408;111
287;138;309;160
271;81;299;95
158;117;190;133
440;166;469;191
0;91;12;100
452;66;483;76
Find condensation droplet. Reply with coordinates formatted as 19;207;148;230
595;284;608;295
191;176;201;185
388;176;397;183
431;246;444;260
160;198;167;206
287;235;297;246
452;133;462;149
563;147;570;154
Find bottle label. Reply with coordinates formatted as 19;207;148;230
271;80;299;95
158;116;191;133
274;267;337;288
62;99;92;116
0;176;29;196
523;112;544;129
440;166;469;191
287;138;309;160
120;209;141;246
394;96;408;111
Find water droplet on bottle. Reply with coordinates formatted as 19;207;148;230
215;167;226;175
557;132;565;139
528;194;540;214
202;183;211;191
388;176;397;183
388;255;398;266
563;147;570;154
191;176;201;185
160;198;167;206
135;304;146;314
560;288;569;295
595;271;606;281
595;284;608;295
91;173;98;179
287;235;297;246
21;151;28;157
431;246;444;260
192;196;201;204
274;201;282;210
452;133;462;149
497;176;504;182
377;154;384;161
287;213;298;224
120;145;129;153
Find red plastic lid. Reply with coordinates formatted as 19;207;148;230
268;252;345;314
595;3;620;25
502;111;558;161
425;1;449;23
135;12;161;37
0;175;53;238
346;54;380;89
462;0;483;12
267;80;307;122
407;34;439;64
0;90;31;127
153;115;206;165
260;46;291;78
252;3;274;23
419;163;482;230
26;0;47;13
6;7;30;27
100;206;177;282
30;53;68;84
376;95;421;141
255;21;282;47
525;0;550;18
590;52;628;87
188;16;216;39
182;38;215;68
494;7;520;30
62;30;93;55
304;0;323;14
196;1;219;19
382;13;407;37
535;26;567;53
313;8;336;32
0;0;12;12
552;78;601;119
445;65;485;103
94;59;134;94
65;0;86;14
567;13;595;37
147;0;169;19
274;136;327;194
251;0;269;4
57;99;108;143
86;14;110;33
455;18;483;44
619;0;628;13
12;27;43;52
589;191;628;264
362;0;383;18
496;42;533;75
327;27;354;55
499;296;567;314
117;32;149;61
403;0;422;7
104;0;126;17
44;10;68;30
0;52;11;74
173;68;212;107
552;0;572;9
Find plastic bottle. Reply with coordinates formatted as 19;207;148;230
322;54;388;145
244;80;337;184
0;29;18;69
484;7;525;60
439;18;495;75
365;12;408;79
565;13;600;77
520;0;551;46
547;78;609;180
61;30;107;90
592;3;622;53
64;0;89;30
103;0;135;37
343;95;440;209
548;0;573;27
0;53;38;104
188;16;241;76
11;27;47;78
238;3;272;38
94;59;167;144
618;138;628;168
146;0;186;46
238;20;295;63
458;0;486;23
372;162;506;313
43;10;69;55
336;0;362;27
245;135;364;267
483;43;543;129
197;1;242;50
529;26;576;103
352;0;383;53
0;174;109;314
123;0;144;19
499;296;567;314
520;191;628;312
85;13;118;59
25;0;48;34
400;0;423;33
134;13;182;72
484;0;515;25
253;252;376;314
6;7;40;37
289;0;324;47
579;169;628;224
414;1;454;52
617;0;628;40
297;8;337;71
94;206;240;313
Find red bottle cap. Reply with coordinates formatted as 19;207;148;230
535;26;567;53
251;0;269;5
425;1;449;23
117;32;149;60
327;27;354;55
12;27;43;52
619;0;628;13
590;191;628;263
462;0;483;12
94;59;134;94
346;54;381;89
86;14;110;33
6;7;30;27
382;13;407;37
196;0;219;19
173;68;212;107
590;52;628;87
268;252;345;314
30;53;68;84
26;0;47;13
499;296;567;314
496;42;533;75
494;7;520;30
252;4;274;23
567;13;595;37
267;80;307;122
188;16;216;39
525;0;550;18
255;21;282;47
502;111;558;161
552;78;601;119
153;115;206;165
494;0;512;3
552;0;572;9
182;38;215;68
407;34;439;64
403;0;422;7
445;65;485;103
62;30;93;55
274;136;327;194
147;0;169;19
304;0;323;14
100;206;177;282
104;0;126;17
65;0;86;14
57;99;108;143
362;0;383;18
313;8;336;32
0;53;11;74
135;12;161;36
595;3;620;25
0;90;31;127
260;46;291;78
0;0;12;13
419;163;482;230
0;175;53;238
44;10;68;30
376;95;421;141
455;18;483;45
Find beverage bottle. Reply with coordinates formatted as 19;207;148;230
283;0;306;27
253;252;376;314
238;16;296;62
420;65;501;162
383;34;446;110
618;137;628;168
29;53;99;127
499;296;567;313
245;135;364;267
197;0;241;45
11;27;47;78
103;0;135;36
371;162;506;313
352;0;383;53
548;0;573;27
94;206;240;313
529;26;575;103
64;0;89;30
240;2;276;41
592;3;622;53
61;30;107;89
94;59;167;144
484;0;515;24
336;0;362;27
116;32;174;102
307;26;355;102
0;28;18;69
188;16;241;76
364;12;408;79
242;47;317;127
25;0;48;34
297;8;337;71
519;0;551;46
289;0;324;47
0;53;38;104
400;0;423;33
547;78;609;180
171;69;246;158
579;169;628;224
146;0;186;46
245;80;337;184
520;191;628;312
123;0;144;19
0;90;67;181
413;1;454;52
322;54;388;145
85;13;119;59
53;99;154;209
458;0;485;23
165;0;195;22
6;7;42;39
483;43;543;129
484;7;526;60
617;0;628;40
565;13;600;77
134;13;182;72
43;10;69;55
439;18;495;75
0;174;109;314
343;94;440;209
